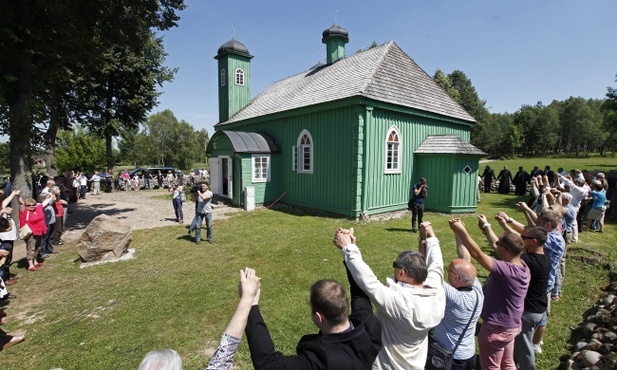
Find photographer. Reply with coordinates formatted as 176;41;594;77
188;183;213;245
169;184;184;224
409;177;428;233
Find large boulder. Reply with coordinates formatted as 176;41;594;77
76;214;132;263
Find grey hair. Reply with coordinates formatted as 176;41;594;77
138;348;182;370
457;269;475;285
396;250;428;283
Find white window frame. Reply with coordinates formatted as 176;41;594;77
220;69;226;86
384;126;402;174
296;129;313;174
235;68;244;85
252;155;270;182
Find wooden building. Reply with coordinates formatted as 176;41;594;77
206;24;485;218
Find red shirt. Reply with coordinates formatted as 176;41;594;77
52;201;65;218
19;204;48;236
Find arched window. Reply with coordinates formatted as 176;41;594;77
220;69;226;86
294;130;313;174
385;126;401;173
235;68;244;85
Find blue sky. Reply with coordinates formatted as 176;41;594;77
155;0;617;136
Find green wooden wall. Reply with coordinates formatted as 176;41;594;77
415;154;481;213
214;98;476;218
361;107;471;215
217;53;251;122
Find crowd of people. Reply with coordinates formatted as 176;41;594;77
0;163;612;366
139;167;611;370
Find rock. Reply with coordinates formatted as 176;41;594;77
585;322;599;336
575;341;588;351
599;343;613;355
582;350;602;367
588;339;603;351
604;294;615;305
76;214;132;263
567;358;582;370
604;332;617;341
600;352;617;370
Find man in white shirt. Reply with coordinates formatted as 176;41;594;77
334;222;446;370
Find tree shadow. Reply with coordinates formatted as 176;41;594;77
65;202;137;230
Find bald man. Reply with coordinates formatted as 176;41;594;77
429;232;483;370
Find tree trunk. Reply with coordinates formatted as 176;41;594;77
9;0;34;212
105;131;114;171
43;86;61;177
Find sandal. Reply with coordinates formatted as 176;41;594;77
27;266;38;272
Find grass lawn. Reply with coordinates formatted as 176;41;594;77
1;191;615;369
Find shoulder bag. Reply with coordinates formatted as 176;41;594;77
19;212;32;240
426;290;479;370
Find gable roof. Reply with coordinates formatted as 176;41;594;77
217;42;475;126
415;135;486;155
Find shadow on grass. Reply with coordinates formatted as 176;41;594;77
384;228;413;233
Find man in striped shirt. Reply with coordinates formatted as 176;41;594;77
429;230;483;369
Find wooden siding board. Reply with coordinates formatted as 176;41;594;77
362;108;469;215
216;105;360;217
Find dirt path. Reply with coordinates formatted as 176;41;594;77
11;189;241;261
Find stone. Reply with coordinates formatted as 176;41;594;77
575;341;588;351
600;343;613;355
582;350;602;367
76;214;132;263
585;322;599;336
588;339;602;351
605;332;617;341
600;352;617;370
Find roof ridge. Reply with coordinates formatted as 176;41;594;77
358;41;394;94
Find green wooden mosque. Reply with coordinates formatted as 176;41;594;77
206;23;485;219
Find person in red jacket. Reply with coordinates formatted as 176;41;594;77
17;191;54;271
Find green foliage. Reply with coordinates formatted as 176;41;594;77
0;0;186;194
54;127;107;172
124;109;208;169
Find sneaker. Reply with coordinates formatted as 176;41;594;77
533;344;542;354
207;239;213;244
411;228;418;233
195;240;201;245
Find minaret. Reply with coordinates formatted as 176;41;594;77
322;24;349;64
214;38;253;122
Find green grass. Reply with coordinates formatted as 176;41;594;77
1;192;615;369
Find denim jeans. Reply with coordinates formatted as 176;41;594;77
41;222;56;254
172;197;183;222
195;212;212;241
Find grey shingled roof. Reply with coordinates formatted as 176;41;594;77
217;42;475;126
415;135;486;155
218;131;280;153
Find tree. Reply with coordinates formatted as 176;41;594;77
433;69;490;151
54;127;107;173
601;75;617;153
0;0;185;198
78;31;177;170
123;110;209;169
